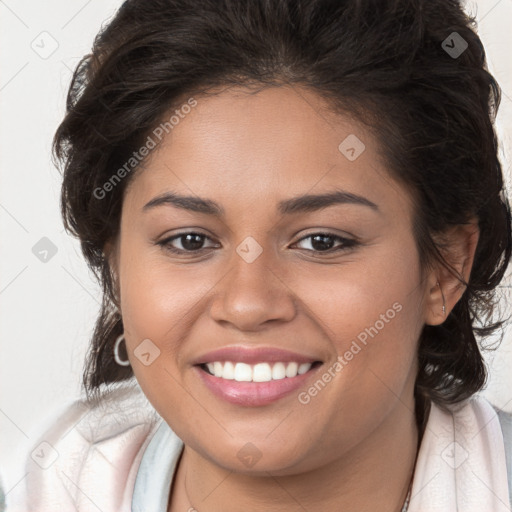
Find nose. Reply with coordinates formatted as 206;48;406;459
209;246;297;332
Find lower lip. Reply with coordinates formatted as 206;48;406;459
194;364;322;407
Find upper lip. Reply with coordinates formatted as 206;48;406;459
192;346;323;365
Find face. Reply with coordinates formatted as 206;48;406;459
110;85;431;475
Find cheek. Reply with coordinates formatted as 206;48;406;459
305;237;423;353
299;238;423;405
116;244;205;413
120;267;202;355
116;235;203;361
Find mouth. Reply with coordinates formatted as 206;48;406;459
198;360;323;382
191;346;324;406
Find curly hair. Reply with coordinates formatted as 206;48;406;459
54;0;512;408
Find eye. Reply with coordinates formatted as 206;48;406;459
157;231;358;256
292;232;358;253
157;232;219;254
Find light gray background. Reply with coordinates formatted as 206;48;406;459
1;0;511;498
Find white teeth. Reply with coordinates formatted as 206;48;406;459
272;362;286;380
253;363;272;382
298;363;311;375
234;362;252;381
285;362;298;378
222;361;235;380
204;361;313;381
213;361;223;378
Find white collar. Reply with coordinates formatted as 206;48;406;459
408;394;510;511
132;419;184;512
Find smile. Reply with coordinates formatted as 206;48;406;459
192;346;325;406
202;361;320;382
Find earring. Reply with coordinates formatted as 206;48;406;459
113;334;130;366
436;281;446;317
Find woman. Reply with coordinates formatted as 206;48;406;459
12;0;512;511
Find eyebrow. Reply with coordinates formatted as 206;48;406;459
142;189;379;216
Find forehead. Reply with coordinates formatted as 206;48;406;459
123;85;412;220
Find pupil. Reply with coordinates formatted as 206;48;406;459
311;234;333;251
182;234;204;250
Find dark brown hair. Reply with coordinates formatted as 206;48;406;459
54;0;512;408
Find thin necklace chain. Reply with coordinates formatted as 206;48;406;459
401;417;422;512
401;484;412;512
400;397;428;512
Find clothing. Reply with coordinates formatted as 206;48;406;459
7;378;512;511
407;395;511;511
132;416;183;512
9;380;162;512
0;475;6;512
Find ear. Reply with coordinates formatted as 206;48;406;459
424;217;480;326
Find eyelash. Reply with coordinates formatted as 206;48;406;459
156;231;359;256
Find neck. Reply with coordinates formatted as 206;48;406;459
169;391;428;512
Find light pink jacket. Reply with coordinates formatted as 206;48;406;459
11;381;162;512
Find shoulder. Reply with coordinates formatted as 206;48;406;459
489;400;512;461
440;393;512;424
465;394;512;435
452;394;512;436
493;404;512;429
490;401;512;507
460;394;512;506
16;379;162;512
